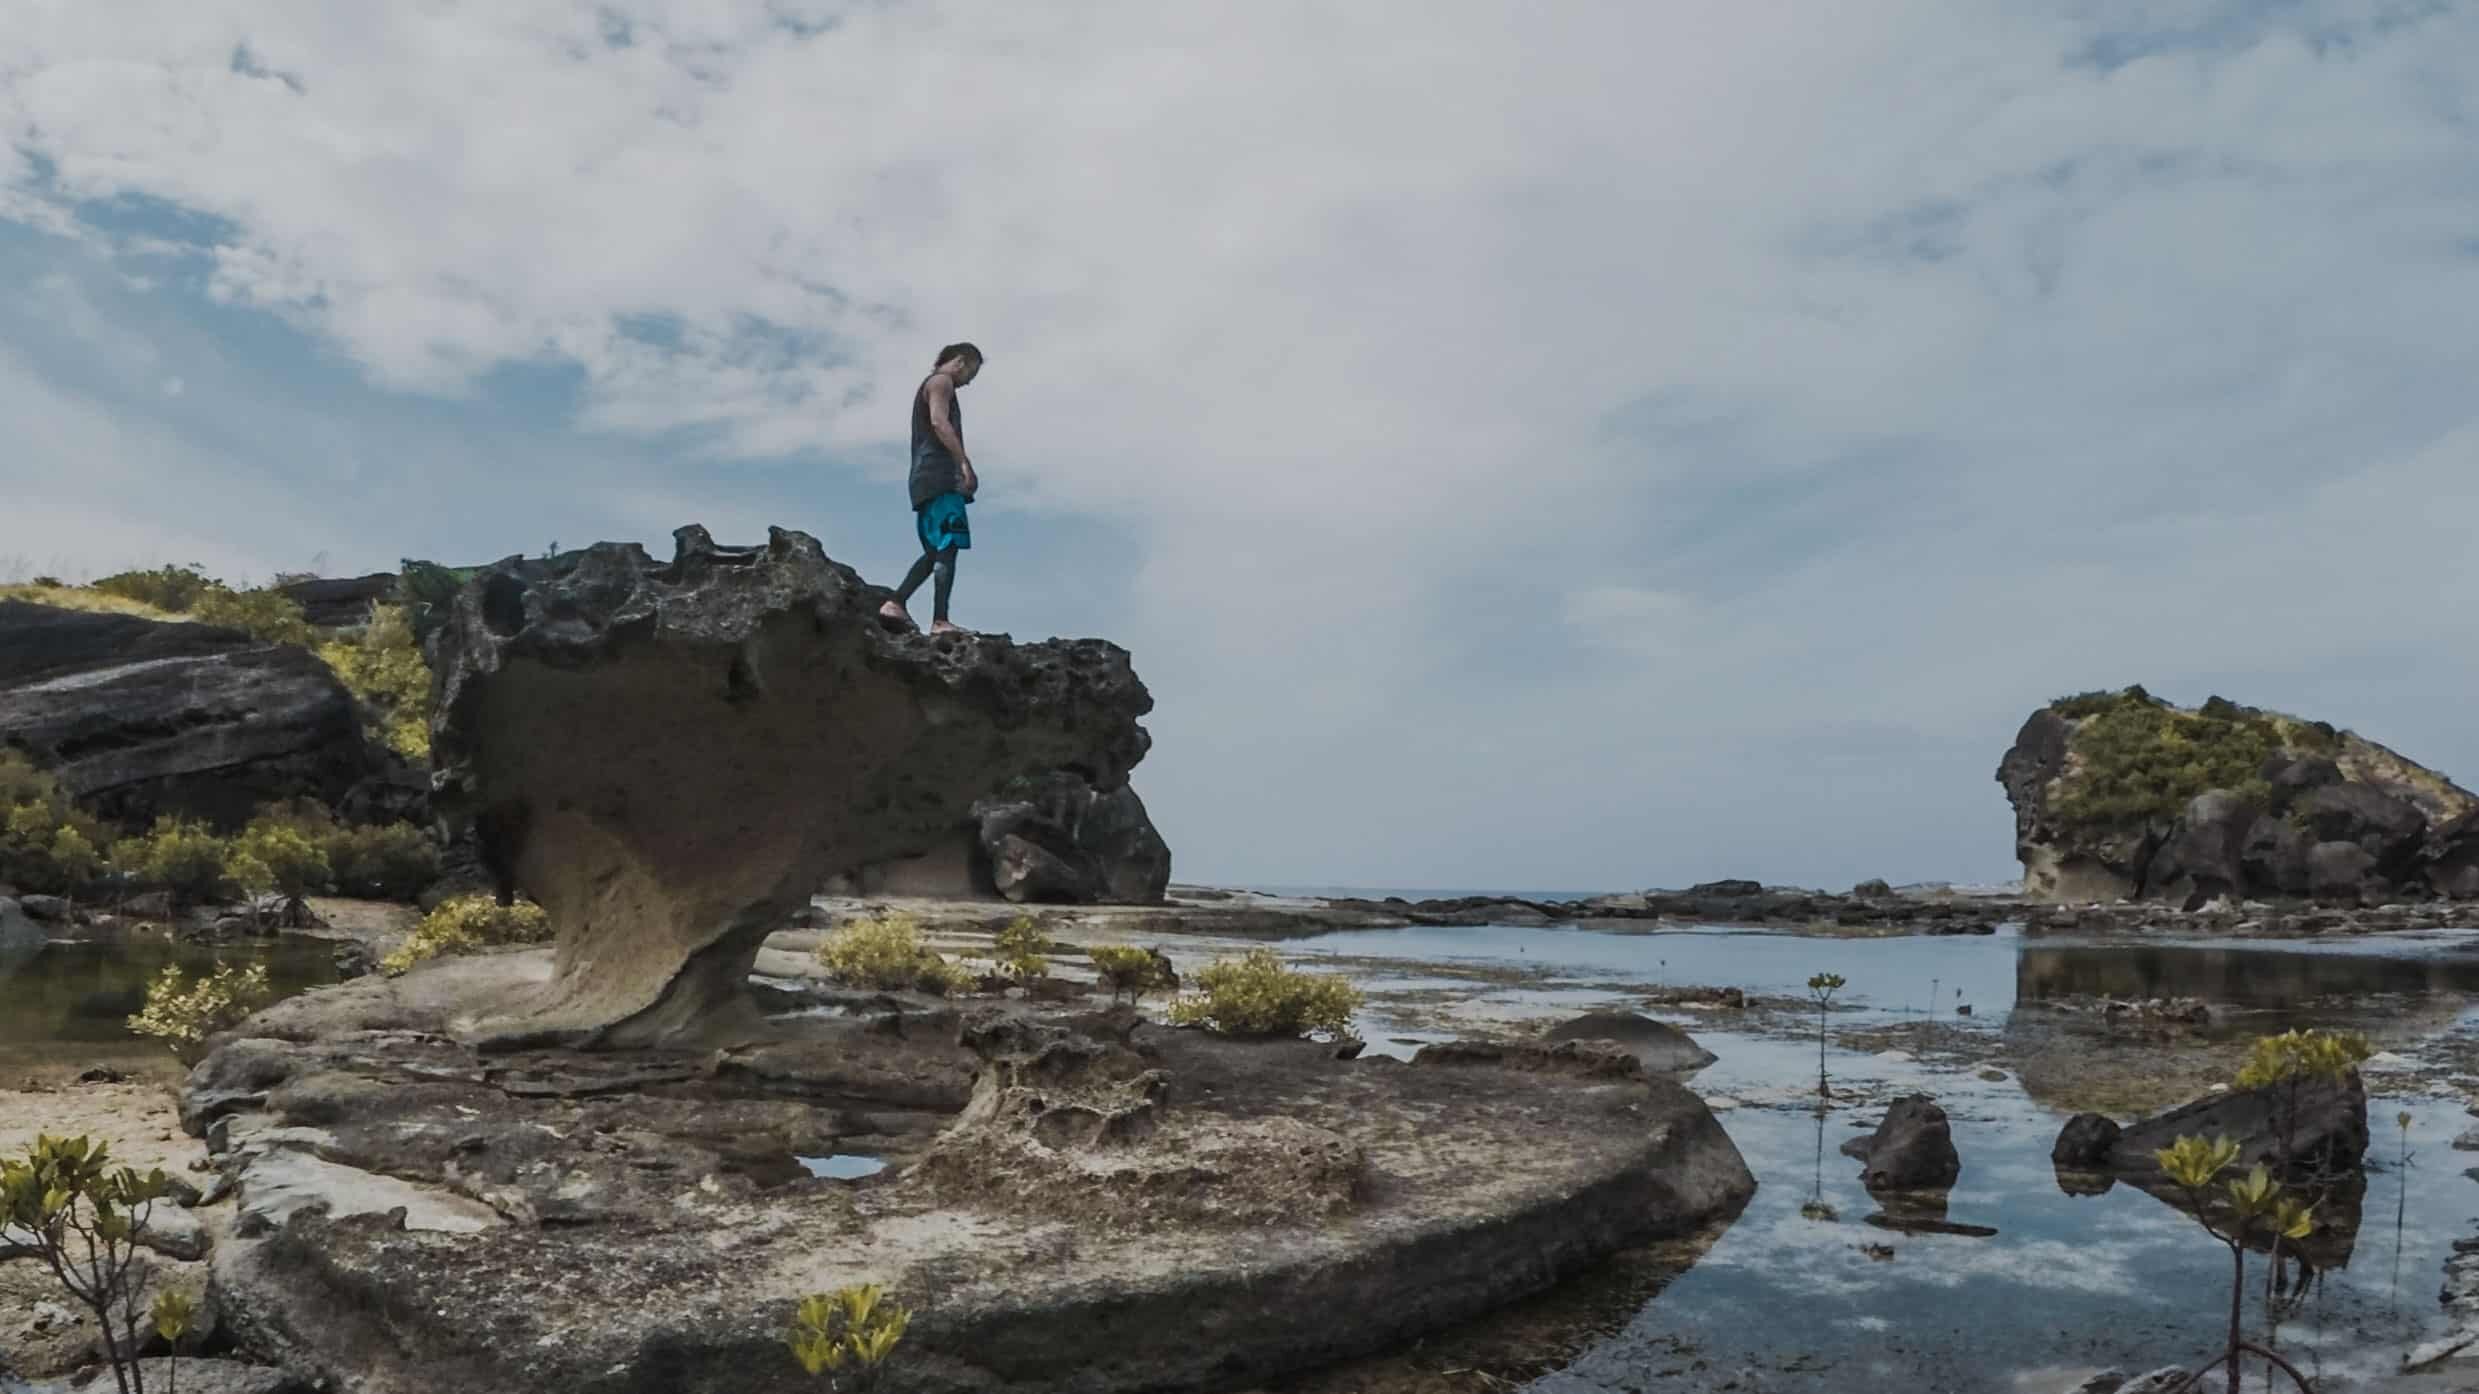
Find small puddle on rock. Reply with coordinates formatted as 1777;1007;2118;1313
797;1153;888;1181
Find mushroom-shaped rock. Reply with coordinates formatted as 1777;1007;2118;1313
427;525;1153;1048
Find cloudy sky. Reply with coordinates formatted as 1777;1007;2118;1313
4;2;2475;893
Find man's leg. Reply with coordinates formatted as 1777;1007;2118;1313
892;550;938;605
930;546;960;629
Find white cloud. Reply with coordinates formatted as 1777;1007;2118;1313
4;2;2478;887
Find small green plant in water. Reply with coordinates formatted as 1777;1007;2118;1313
2155;1134;2320;1394
153;1288;196;1394
786;1283;910;1389
1089;944;1176;1004
2234;1027;2373;1180
1806;973;1845;1099
993;914;1048;980
1;1134;178;1394
127;963;274;1066
381;893;551;975
1166;948;1361;1038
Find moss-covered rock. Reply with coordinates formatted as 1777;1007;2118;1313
1997;686;2478;904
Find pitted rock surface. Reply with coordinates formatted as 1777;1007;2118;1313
425;525;1152;1047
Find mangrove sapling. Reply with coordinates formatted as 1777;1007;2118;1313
1806;973;1846;1099
1;1134;177;1394
153;1288;196;1394
2390;1110;2412;1308
1800;1102;1837;1222
786;1283;910;1390
2154;1134;2319;1394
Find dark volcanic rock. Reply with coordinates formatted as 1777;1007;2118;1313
975;769;1172;905
2053;1112;2123;1168
1840;1095;1961;1191
2302;782;2428;876
2307;841;2381;905
274;572;400;630
2144;790;2259;910
2110;1071;2369;1180
0;600;375;829
427;525;1154;1047
1541;1011;1717;1074
187;960;1756;1394
1996;688;2479;904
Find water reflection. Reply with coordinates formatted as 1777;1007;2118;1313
0;930;339;1049
2018;943;2479;1009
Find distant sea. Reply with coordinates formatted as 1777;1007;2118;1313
1237;885;1605;903
1228;880;2025;903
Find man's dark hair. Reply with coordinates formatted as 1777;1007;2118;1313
934;342;983;368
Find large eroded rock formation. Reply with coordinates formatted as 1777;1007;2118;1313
0;599;376;828
1997;687;2479;904
425;525;1153;1046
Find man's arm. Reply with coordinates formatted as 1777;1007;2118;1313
925;375;973;493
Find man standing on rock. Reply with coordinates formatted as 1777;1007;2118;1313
880;342;982;634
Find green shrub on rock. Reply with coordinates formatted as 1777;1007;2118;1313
231;817;332;922
89;563;218;614
128;962;275;1064
1088;944;1177;1003
2046;690;2287;828
123;817;232;908
318;602;433;760
382;893;551;975
813;913;979;997
191;585;316;648
1166;948;1361;1038
0;752;114;896
993;914;1048;979
323;821;441;900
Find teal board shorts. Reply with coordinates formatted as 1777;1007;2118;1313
916;491;971;552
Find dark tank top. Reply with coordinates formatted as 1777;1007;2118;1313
908;374;965;509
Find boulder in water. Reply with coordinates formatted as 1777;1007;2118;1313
1839;1095;1961;1191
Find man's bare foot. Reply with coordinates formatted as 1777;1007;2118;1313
879;600;914;627
931;619;966;635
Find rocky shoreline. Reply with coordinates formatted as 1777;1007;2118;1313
1141;878;2479;940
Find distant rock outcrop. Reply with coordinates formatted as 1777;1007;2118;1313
823;769;1172;905
427;525;1155;1047
0;600;376;829
1998;687;2479;904
273;572;400;630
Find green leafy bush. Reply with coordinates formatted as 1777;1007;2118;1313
813;913;978;997
89;562;217;614
230;817;332;922
2050;696;2286;827
382;893;551;975
1;1134;179;1391
318;602;433;760
323;821;441;900
1088;944;1177;1003
786;1282;910;1385
127;962;275;1064
123;817;232;908
993;914;1048;979
0;752;114;895
1166;948;1361;1038
191;586;316;647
